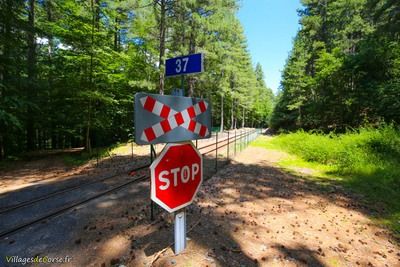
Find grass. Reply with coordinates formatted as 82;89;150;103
252;125;400;236
62;148;108;166
63;142;132;166
0;142;137;170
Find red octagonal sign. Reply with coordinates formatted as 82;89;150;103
150;142;203;213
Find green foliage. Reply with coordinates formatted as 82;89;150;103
0;0;275;159
267;125;400;171
272;0;400;131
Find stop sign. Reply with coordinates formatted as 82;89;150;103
150;142;203;213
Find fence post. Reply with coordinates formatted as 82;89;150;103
239;130;241;151
150;144;157;221
245;130;247;147
234;129;237;156
241;129;244;151
215;131;218;171
131;140;134;159
227;131;230;161
244;129;246;149
96;148;99;166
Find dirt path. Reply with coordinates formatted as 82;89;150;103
2;144;398;267
141;147;399;267
0;145;149;194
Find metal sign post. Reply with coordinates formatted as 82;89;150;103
149;142;203;255
134;53;206;256
174;210;186;254
150;144;156;221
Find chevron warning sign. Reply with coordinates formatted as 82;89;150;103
134;93;212;145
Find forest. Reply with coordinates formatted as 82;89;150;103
1;0;399;160
0;0;274;159
271;0;399;131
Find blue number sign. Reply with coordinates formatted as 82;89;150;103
165;53;204;77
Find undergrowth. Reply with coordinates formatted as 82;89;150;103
63;143;122;166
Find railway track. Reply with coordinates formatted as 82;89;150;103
0;129;252;214
0;164;149;214
0;129;258;239
0;174;148;239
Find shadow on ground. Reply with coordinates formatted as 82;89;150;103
1;142;398;267
127;153;399;266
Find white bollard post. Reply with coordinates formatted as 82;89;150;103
174;210;186;254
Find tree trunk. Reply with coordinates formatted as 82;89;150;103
86;102;92;153
38;130;42;150
187;25;196;97
0;134;4;160
51;129;57;149
114;16;119;51
85;0;97;153
220;95;224;132
46;0;54;60
26;0;36;151
0;3;8;159
158;0;166;95
47;0;56;149
114;3;121;52
95;0;100;30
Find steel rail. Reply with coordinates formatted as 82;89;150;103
0;174;147;239
0;129;257;215
0;129;260;238
0;164;149;214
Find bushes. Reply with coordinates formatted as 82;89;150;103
269;125;400;175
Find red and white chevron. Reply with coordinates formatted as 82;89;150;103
140;96;209;142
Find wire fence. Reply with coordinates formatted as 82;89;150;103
149;128;262;219
198;128;261;179
144;128;262;178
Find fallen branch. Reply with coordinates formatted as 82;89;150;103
149;218;202;266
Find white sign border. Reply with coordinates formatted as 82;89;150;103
150;142;203;213
164;53;204;77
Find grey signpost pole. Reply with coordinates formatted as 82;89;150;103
174;73;186;255
175;62;186;256
150;144;156;221
174;209;186;254
144;52;205;255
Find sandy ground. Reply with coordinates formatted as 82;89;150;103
125;147;400;267
1;141;399;267
0;144;154;194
